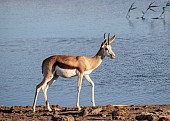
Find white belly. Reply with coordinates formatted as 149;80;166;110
55;66;93;78
55;66;78;78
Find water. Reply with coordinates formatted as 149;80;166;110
0;0;170;107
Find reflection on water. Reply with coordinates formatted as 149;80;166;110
0;0;170;107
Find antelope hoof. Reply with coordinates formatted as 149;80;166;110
77;106;81;111
33;107;36;113
48;107;52;112
92;101;96;107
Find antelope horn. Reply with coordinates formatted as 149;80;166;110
104;33;107;43
108;33;110;44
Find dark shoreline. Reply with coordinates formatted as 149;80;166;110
0;104;170;121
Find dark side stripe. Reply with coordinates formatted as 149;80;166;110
53;61;77;70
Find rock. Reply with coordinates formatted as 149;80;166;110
155;109;163;112
52;105;62;111
117;110;126;116
54;110;59;116
54;115;74;121
81;108;89;117
10;106;22;113
112;116;125;120
1;104;170;121
159;116;170;121
101;113;107;118
136;114;153;121
91;107;102;114
106;104;114;112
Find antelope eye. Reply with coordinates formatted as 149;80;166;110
105;48;108;50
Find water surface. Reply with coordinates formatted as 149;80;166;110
0;0;170;107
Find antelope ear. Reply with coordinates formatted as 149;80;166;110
109;35;116;43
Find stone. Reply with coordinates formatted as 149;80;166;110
91;107;102;114
54;115;74;121
106;104;114;112
136;114;153;121
82;108;89;117
159;116;170;121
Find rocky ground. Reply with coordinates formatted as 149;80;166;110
0;104;170;121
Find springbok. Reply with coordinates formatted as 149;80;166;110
33;33;116;112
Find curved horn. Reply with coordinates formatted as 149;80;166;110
108;33;110;44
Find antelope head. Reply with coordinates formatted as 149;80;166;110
101;33;116;59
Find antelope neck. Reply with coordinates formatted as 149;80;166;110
95;47;105;60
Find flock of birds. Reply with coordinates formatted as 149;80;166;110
126;1;170;19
